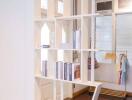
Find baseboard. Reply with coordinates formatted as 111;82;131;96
73;87;89;98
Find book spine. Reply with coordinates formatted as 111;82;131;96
74;63;80;80
56;61;64;80
60;62;64;80
69;63;72;81
64;63;67;80
67;63;70;81
41;60;47;77
73;32;76;49
56;62;58;79
72;64;75;81
75;30;81;49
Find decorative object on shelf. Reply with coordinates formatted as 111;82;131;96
73;63;80;80
73;51;80;63
41;44;50;48
88;57;99;69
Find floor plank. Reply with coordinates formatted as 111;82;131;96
66;92;132;100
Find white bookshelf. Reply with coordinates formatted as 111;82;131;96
34;0;102;100
34;0;132;100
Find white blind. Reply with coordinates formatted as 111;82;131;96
95;16;112;63
116;14;132;65
96;16;112;50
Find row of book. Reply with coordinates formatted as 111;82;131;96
41;60;80;81
56;61;80;81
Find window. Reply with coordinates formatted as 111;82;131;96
41;0;48;9
95;16;112;63
116;14;132;64
41;23;50;46
58;0;64;14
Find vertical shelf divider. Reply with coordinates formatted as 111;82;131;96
91;0;96;82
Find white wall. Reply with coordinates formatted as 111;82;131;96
0;0;34;100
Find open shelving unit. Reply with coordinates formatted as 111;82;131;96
34;0;132;100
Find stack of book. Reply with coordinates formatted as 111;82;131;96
41;60;48;76
73;30;81;49
56;61;80;81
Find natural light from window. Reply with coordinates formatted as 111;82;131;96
41;23;50;46
62;28;66;43
41;0;48;9
58;50;64;61
41;49;48;60
58;1;64;14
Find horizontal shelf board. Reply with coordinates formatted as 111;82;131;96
35;75;102;87
35;48;99;51
82;49;98;52
35;48;126;52
115;11;132;15
55;15;82;20
34;18;55;22
34;12;132;22
96;49;127;53
95;13;113;17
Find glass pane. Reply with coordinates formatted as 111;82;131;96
95;16;112;63
116;14;132;65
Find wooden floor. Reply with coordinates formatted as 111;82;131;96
66;92;132;100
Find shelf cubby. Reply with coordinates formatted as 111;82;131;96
41;21;56;48
56;18;81;49
81;0;92;15
41;49;57;78
81;16;92;49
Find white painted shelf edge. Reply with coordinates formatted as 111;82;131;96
34;11;132;22
35;75;102;87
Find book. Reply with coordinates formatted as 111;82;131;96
68;63;73;81
56;61;80;81
75;30;81;49
72;63;80;80
73;30;81;49
64;63;67;80
73;31;76;49
74;63;80;80
41;60;48;76
56;61;64;80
